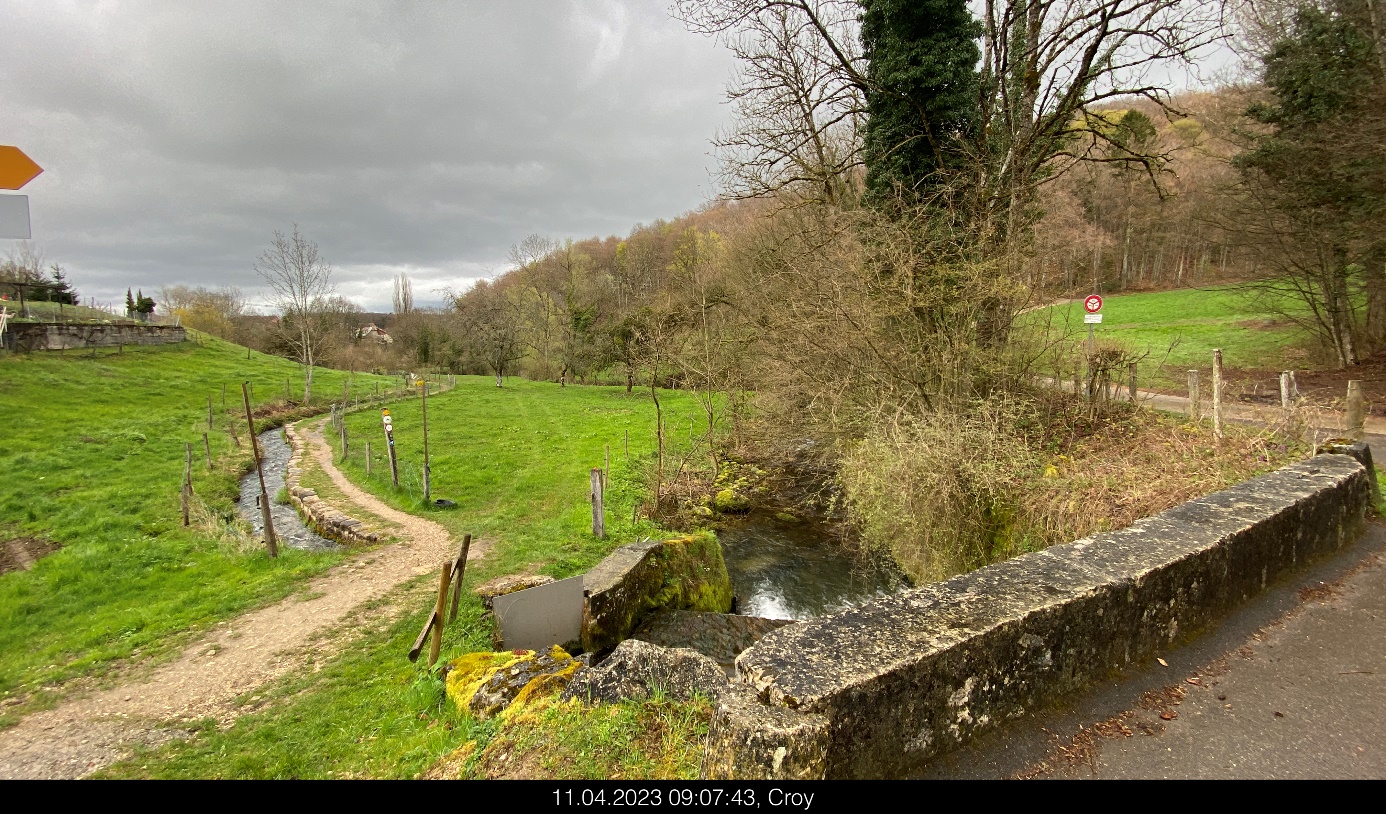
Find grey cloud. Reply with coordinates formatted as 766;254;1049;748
0;1;735;310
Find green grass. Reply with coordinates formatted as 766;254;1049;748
0;335;397;721
95;378;715;778
1027;286;1320;387
334;377;712;580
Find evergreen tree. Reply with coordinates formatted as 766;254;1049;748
1236;3;1386;362
126;288;135;316
860;0;982;205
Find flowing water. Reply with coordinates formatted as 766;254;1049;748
236;429;337;552
718;517;905;621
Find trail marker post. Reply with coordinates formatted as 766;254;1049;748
381;408;400;488
1188;370;1200;420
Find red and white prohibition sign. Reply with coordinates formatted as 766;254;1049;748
1084;294;1103;313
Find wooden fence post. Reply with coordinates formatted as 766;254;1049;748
421;376;431;504
203;432;212;469
624;429;630;463
429;561;453;668
1347;380;1365;441
1187;370;1200;420
243;381;278;558
181;442;192;527
365;440;372;477
1280;371;1292;415
591;468;605;539
207;396;214;431
1212;349;1224;440
340;421;348;461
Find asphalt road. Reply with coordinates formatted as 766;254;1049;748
919;515;1386;779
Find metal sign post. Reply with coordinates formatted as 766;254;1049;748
381;408;400;488
1083;294;1104;357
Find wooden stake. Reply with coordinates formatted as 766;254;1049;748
1347;380;1365;441
1187;370;1200;420
243;381;278;557
207;395;214;431
180;443;192;527
421;376;431;504
591;467;605;539
340;422;348;461
365;440;372;476
448;534;473;624
429;561;452;668
1212;349;1224;439
1127;362;1138;404
1280;372;1292;414
203;432;212;469
624;429;630;463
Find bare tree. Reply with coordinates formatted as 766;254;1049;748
677;0;1227;241
392;271;414;315
255;224;336;403
453;279;526;387
678;0;866;204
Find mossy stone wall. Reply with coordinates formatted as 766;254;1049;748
582;532;733;655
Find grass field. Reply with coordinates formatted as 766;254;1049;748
1028;286;1321;387
0;336;397;722
334;377;712;579
95;378;715;779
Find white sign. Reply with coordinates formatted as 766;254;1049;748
0;195;31;239
1084;313;1103;324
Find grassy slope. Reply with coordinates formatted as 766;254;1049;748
0;336;395;718
1031;286;1318;387
334;377;710;579
97;378;712;779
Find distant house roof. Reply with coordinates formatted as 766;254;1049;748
358;322;393;344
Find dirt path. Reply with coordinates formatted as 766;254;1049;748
0;417;485;779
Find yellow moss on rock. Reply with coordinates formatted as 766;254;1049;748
445;645;581;720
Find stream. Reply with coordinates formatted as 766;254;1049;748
719;516;905;621
236;429;337;552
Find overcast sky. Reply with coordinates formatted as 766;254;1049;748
0;1;736;312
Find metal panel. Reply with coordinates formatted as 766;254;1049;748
492;575;584;652
0;195;30;239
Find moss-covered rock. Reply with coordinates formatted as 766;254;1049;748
582;533;733;654
713;489;751;514
445;645;583;720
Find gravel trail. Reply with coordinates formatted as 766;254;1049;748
0;416;484;779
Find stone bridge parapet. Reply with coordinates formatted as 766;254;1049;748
703;448;1374;779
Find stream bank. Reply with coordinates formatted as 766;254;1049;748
236;429;337;552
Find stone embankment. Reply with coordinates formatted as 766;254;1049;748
696;447;1374;779
2;322;185;351
281;422;383;546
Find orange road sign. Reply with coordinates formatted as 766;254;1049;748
0;146;43;190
